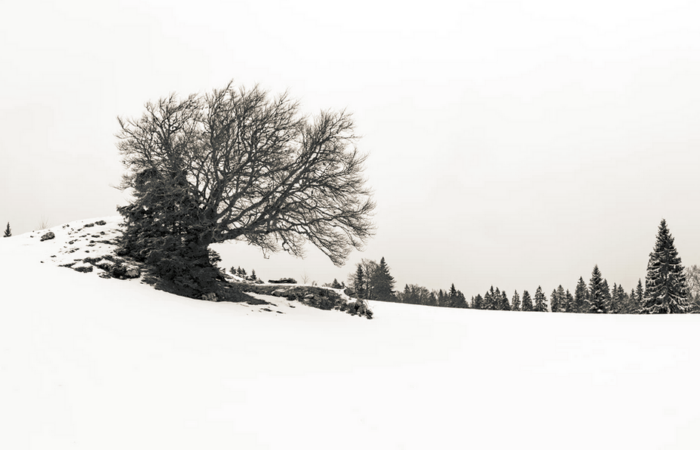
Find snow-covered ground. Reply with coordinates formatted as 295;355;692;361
1;218;699;449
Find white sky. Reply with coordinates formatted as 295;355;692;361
2;0;700;297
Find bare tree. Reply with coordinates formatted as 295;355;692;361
685;265;700;312
117;81;375;266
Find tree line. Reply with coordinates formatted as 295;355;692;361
348;220;695;314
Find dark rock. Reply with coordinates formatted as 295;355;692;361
40;231;55;241
95;220;106;226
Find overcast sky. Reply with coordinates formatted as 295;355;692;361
2;0;700;297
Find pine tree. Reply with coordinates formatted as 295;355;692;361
634;279;644;313
355;265;365;298
454;289;468;308
574;276;589;313
586;265;608;313
550;289;560;313
117;167;221;297
564;289;574;313
500;291;510;310
3;222;11;238
601;279;612;312
555;285;566;312
473;294;484;310
511;291;521;311
251;269;257;281
534;286;548;312
521;290;533;311
331;278;342;289
641;219;690;314
371;257;396;301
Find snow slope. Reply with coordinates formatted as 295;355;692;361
1;218;699;449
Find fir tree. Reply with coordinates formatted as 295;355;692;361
634;279;644;313
331;278;342;289
473;294;484;310
601;279;612;312
355;265;365;299
117;167;221;297
574;276;589;313
641;219;690;314
565;289;574;313
251;269;257;281
454;289;468;308
534;286;548;312
550;289;560;313
521;290;533;312
500;290;510;310
555;285;566;312
511;290;521;311
3;222;11;238
586;265;608;313
371;257;396;301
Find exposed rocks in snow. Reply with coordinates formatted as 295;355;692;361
72;262;93;273
40;231;55;241
235;283;372;319
201;292;219;302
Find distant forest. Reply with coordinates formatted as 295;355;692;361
336;220;699;314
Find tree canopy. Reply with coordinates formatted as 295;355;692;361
117;81;375;268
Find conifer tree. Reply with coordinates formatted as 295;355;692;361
454;289;468;308
521;290;533;311
610;282;620;314
251;269;257;281
511;290;521;311
634;279;644;313
574;276;589;313
586;265;608;313
550;289;560;312
3;222;10;238
601;279;612;311
641;219;689;314
473;294;484;309
355;265;365;299
534;286;548;312
371;257;396;301
500;291;510;310
428;291;438;307
565;290;574;313
556;285;566;312
484;286;498;310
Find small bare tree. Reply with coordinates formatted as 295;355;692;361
117;81;375;269
685;265;700;312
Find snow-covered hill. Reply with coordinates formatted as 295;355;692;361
1;218;699;449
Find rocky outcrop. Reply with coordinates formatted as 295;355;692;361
62;255;141;279
233;283;372;319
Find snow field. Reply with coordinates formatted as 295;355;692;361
1;218;699;449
